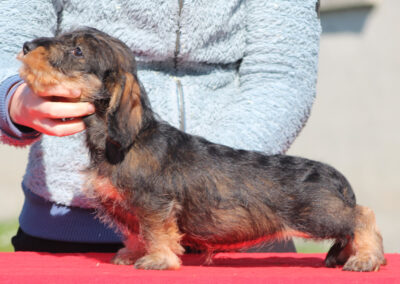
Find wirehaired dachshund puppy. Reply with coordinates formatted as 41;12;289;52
18;28;385;271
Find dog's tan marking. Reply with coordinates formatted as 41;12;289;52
18;47;62;93
89;174;124;203
124;73;143;133
111;233;146;265
343;205;386;271
106;72;143;145
18;47;102;99
83;170;141;236
134;202;184;270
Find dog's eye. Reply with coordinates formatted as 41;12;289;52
72;47;83;57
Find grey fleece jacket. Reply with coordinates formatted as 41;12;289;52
0;0;321;242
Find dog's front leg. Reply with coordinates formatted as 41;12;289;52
111;232;146;265
134;204;185;270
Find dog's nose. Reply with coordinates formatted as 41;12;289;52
23;41;38;55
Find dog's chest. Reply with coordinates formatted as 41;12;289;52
84;170;124;203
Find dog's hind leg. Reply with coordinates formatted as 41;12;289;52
325;206;385;271
325;205;386;272
325;237;351;268
134;203;185;270
340;205;386;271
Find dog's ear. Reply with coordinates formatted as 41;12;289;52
104;71;142;163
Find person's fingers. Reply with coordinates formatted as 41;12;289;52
36;85;81;99
32;101;95;119
9;83;92;136
32;117;87;137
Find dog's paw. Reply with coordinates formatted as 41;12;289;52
111;247;141;265
134;252;181;270
342;254;385;272
324;251;348;268
324;256;338;268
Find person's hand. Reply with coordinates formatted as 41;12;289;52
9;83;95;136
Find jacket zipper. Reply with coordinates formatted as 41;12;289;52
175;78;185;131
174;0;185;131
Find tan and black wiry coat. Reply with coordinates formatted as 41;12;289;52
18;28;385;271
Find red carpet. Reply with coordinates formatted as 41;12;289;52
0;252;398;283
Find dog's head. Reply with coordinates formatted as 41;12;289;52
18;27;150;153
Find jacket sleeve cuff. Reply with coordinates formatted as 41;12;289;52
0;75;41;146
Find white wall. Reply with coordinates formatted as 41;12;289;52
289;0;400;252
